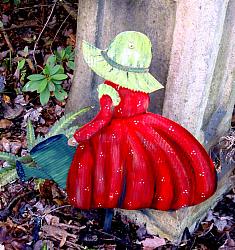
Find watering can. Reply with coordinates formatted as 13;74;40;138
16;134;76;189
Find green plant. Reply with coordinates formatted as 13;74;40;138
54;46;75;70
0;107;90;187
34;107;90;144
2;0;21;5
0;166;18;187
16;46;34;83
22;56;68;105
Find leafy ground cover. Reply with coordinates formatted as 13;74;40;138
0;1;235;249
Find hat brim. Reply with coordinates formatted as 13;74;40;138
82;40;164;93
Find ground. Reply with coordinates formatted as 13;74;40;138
0;1;235;249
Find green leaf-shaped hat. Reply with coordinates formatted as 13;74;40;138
82;31;164;93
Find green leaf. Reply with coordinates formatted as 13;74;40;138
57;66;65;74
51;79;62;85
0;167;18;188
37;79;48;93
63;126;79;138
17;59;26;70
26;120;36;150
46;107;91;138
51;74;68;81
0;151;18;164
54;89;67;102
48;81;55;91
14;0;21;5
65;46;72;55
27;74;45;81
46;55;56;66
40;88;50;105
23;46;29;56
67;60;75;70
22;81;41;92
60;49;66;60
55;85;62;90
50;65;61;75
43;64;50;75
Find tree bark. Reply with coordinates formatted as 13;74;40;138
162;0;233;145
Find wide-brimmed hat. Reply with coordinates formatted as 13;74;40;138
82;31;163;93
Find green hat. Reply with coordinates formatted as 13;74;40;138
82;31;163;93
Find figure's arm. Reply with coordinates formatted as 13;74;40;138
73;84;120;142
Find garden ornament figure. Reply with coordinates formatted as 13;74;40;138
67;31;217;210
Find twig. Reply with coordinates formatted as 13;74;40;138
50;12;71;53
4;22;40;31
56;223;86;231
0;28;14;52
93;228;122;241
43;204;71;216
8;4;55;12
32;0;58;68
60;0;77;20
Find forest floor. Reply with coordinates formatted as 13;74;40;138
0;1;235;249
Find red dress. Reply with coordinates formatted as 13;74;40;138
67;80;217;210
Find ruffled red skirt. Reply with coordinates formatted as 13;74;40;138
67;112;217;211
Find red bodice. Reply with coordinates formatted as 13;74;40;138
106;81;150;118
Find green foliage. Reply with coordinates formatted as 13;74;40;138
45;107;90;139
55;46;75;70
21;46;75;105
22;57;68;105
62;125;79;139
26;120;36;150
17;46;34;83
0;167;17;188
0;151;18;164
3;0;21;4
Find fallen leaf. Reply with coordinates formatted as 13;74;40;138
55;105;64;117
22;107;43;127
33;201;45;213
2;95;10;104
45;214;59;225
15;71;21;82
10;140;22;154
214;218;229;232
141;236;166;250
219;239;235;249
66;33;76;47
2;14;9;26
26;58;35;72
41;225;71;248
0;119;12;129
4;104;24;119
35;126;49;135
14;95;27;106
136;226;147;240
1;138;10;152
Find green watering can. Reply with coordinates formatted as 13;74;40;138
16;134;76;189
